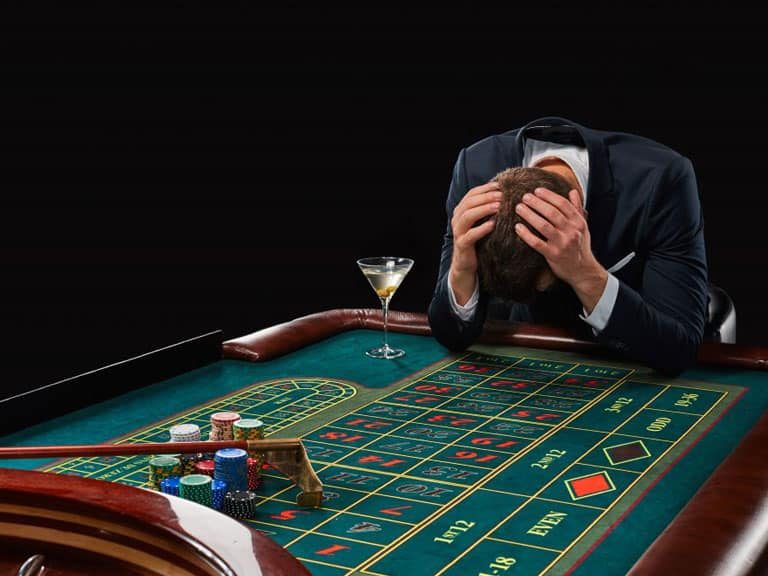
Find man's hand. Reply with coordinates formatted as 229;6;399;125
449;181;502;305
515;188;608;314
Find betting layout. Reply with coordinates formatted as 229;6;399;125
43;352;741;576
43;378;356;485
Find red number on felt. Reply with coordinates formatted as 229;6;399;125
491;380;528;389
381;505;411;516
470;437;518;449
496;440;518;448
471;437;493;445
427;415;476;426
475;455;498;462
320;432;365;443
457;364;491;373
535;413;561;421
358;455;405;467
451;450;499;463
315;544;350;556
270;509;308;521
414;384;455;394
451;450;477;459
394;394;441;403
345;418;391;429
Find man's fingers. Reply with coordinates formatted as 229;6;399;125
465;181;500;198
568;189;589;220
454;202;500;235
458;189;503;213
458;219;496;249
534;187;581;219
515;203;557;239
515;222;550;256
568;189;582;211
521;192;568;228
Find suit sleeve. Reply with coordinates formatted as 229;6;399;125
428;149;489;350
597;156;708;375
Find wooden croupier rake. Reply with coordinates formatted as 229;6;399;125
0;438;324;507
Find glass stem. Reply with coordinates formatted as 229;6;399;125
380;297;390;351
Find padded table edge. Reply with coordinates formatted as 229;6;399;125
222;308;768;370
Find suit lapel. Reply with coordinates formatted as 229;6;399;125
580;127;616;266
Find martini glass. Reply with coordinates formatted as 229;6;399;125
357;257;414;359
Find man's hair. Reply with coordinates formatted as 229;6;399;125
477;167;573;302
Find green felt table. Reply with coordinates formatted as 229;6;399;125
2;310;767;576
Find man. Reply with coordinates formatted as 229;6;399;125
428;117;708;375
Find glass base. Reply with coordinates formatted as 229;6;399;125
365;344;406;360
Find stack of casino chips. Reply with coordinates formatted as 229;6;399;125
170;423;201;443
208;412;241;441
169;423;202;473
159;476;181;496
179;474;213;507
247;458;261;490
148;455;181;490
214;448;248;492
223;490;258;519
233;419;266;472
164;453;198;476
212;479;228;510
194;459;216;478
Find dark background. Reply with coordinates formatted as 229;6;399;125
3;2;765;396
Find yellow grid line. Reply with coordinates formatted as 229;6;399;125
485;536;564;553
264;499;417;527
577;462;642;475
477;488;605;511
565;426;675;443
299;557;357;570
323;420;550;445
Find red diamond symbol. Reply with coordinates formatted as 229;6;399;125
565;470;616;500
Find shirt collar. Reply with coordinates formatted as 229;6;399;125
522;138;590;207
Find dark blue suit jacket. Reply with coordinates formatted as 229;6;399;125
427;117;708;375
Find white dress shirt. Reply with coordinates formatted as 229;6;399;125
448;138;620;333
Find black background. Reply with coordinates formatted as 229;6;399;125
3;2;766;395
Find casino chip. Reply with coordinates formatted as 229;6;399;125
234;419;266;470
209;412;241;441
169;423;202;473
148;455;181;490
223;490;258;519
159;476;181;496
247;457;261;490
195;459;215;477
169;423;201;442
212;479;228;510
179;474;213;507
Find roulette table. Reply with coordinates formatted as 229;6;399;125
1;309;767;575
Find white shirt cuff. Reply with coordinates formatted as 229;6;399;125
448;276;479;322
580;274;619;334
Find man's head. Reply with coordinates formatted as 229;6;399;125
477;167;573;302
